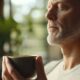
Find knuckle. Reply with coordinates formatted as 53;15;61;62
2;69;7;76
8;68;14;74
3;71;7;75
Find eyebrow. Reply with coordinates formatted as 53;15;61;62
47;0;60;7
48;0;64;7
49;0;61;4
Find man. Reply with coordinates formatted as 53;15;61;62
2;0;80;80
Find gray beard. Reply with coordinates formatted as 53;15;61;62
47;25;80;46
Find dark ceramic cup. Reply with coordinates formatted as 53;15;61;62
8;56;36;78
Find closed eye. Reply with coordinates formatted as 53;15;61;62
58;3;70;11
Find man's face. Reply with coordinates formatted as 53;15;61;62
46;0;80;45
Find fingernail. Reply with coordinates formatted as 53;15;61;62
36;56;42;63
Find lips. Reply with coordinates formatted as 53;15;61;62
48;26;58;29
47;23;58;29
48;26;58;32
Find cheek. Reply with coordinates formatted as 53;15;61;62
57;10;79;27
70;12;80;28
70;10;80;27
57;12;72;27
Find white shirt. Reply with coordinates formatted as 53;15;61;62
45;60;80;80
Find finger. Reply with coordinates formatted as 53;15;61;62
2;75;12;80
2;57;6;80
4;56;24;80
2;56;6;78
36;56;47;80
2;56;13;80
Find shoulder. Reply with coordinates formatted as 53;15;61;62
44;59;62;75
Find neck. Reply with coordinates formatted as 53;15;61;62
61;39;80;70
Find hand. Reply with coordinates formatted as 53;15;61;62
35;56;47;80
2;56;25;80
2;56;47;80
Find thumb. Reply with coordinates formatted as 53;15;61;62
36;56;47;80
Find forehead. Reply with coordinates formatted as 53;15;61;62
48;0;80;4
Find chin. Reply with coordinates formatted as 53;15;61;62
47;35;60;46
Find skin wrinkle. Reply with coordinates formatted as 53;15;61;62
49;0;80;6
46;0;80;70
2;0;80;80
47;0;80;45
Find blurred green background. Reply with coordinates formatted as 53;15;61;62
0;0;62;64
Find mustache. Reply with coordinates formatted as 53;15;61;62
47;20;63;28
47;21;63;33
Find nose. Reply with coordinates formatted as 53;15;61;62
45;6;58;21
